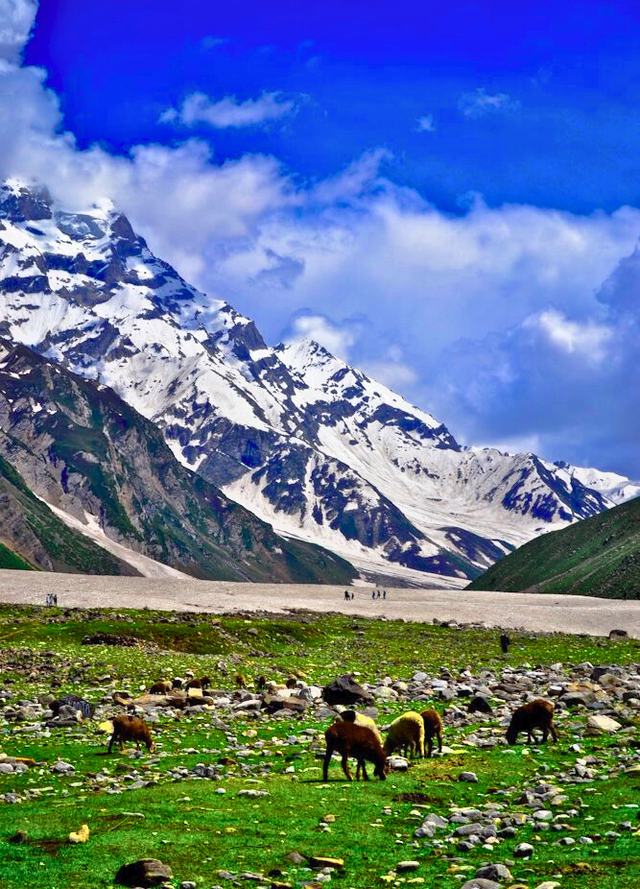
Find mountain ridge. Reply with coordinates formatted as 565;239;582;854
0;178;633;583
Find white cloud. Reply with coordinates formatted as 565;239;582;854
285;313;359;361
416;114;435;133
160;91;296;128
459;87;521;118
0;0;36;62
524;309;612;363
363;345;419;388
3;0;640;475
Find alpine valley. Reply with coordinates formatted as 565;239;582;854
1;180;638;584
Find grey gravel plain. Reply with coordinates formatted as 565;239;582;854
0;569;638;637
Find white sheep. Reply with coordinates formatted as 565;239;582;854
383;711;425;759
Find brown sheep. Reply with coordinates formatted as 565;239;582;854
108;715;155;754
234;673;247;689
420;709;444;757
506;699;558;745
149;681;172;694
185;675;211;691
254;675;267;690
323;720;389;782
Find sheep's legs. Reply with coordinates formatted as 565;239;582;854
322;747;333;782
549;723;558;742
356;760;369;781
340;754;353;781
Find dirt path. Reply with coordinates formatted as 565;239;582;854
0;570;638;638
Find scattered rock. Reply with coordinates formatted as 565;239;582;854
459;771;478;783
587;714;622;734
114;858;173;887
514;842;534;858
396;861;420;872
475;864;512;881
322;674;373;706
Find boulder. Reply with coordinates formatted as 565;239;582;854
322;674;373;706
468;695;493;714
587;714;622;734
115;859;173;887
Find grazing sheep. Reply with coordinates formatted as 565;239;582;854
234;673;247;689
506;699;558;745
185;675;211;691
171;677;185;690
383;711;425;759
108;715;155;754
339;709;383;745
254;675;267;690
285;676;298;689
323;720;388;782
149;681;172;694
420;708;443;757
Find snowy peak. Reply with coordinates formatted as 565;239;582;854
0;180;632;586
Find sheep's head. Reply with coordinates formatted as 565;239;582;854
505;718;519;745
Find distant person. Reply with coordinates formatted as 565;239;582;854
383;590;386;600
377;590;381;599
372;590;375;600
500;633;511;655
344;590;349;601
54;593;58;606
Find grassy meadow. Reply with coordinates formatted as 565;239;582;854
0;605;638;889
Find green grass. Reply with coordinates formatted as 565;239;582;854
0;542;35;571
469;496;640;598
0;605;638;889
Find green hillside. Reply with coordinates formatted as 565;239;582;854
468;496;640;598
0;453;138;576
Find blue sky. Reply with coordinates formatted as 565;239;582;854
1;0;640;477
26;1;640;213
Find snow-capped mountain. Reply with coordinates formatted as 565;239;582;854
0;179;628;584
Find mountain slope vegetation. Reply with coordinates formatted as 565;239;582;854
468;496;640;598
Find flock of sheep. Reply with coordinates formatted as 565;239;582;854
106;670;558;782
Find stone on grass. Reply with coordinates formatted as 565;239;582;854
307;855;344;868
114;858;173;887
461;880;500;889
459;771;478;783
322;674;372;706
396;861;420;872
387;756;409;771
514;842;534;858
587;714;621;733
475;864;512;881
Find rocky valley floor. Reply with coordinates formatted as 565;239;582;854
0;605;638;889
0;571;639;638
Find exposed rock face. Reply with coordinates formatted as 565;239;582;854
0;180;624;583
0;340;355;583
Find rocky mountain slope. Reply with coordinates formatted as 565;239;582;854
0;179;630;583
0;449;138;575
0;338;355;583
468;495;640;598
